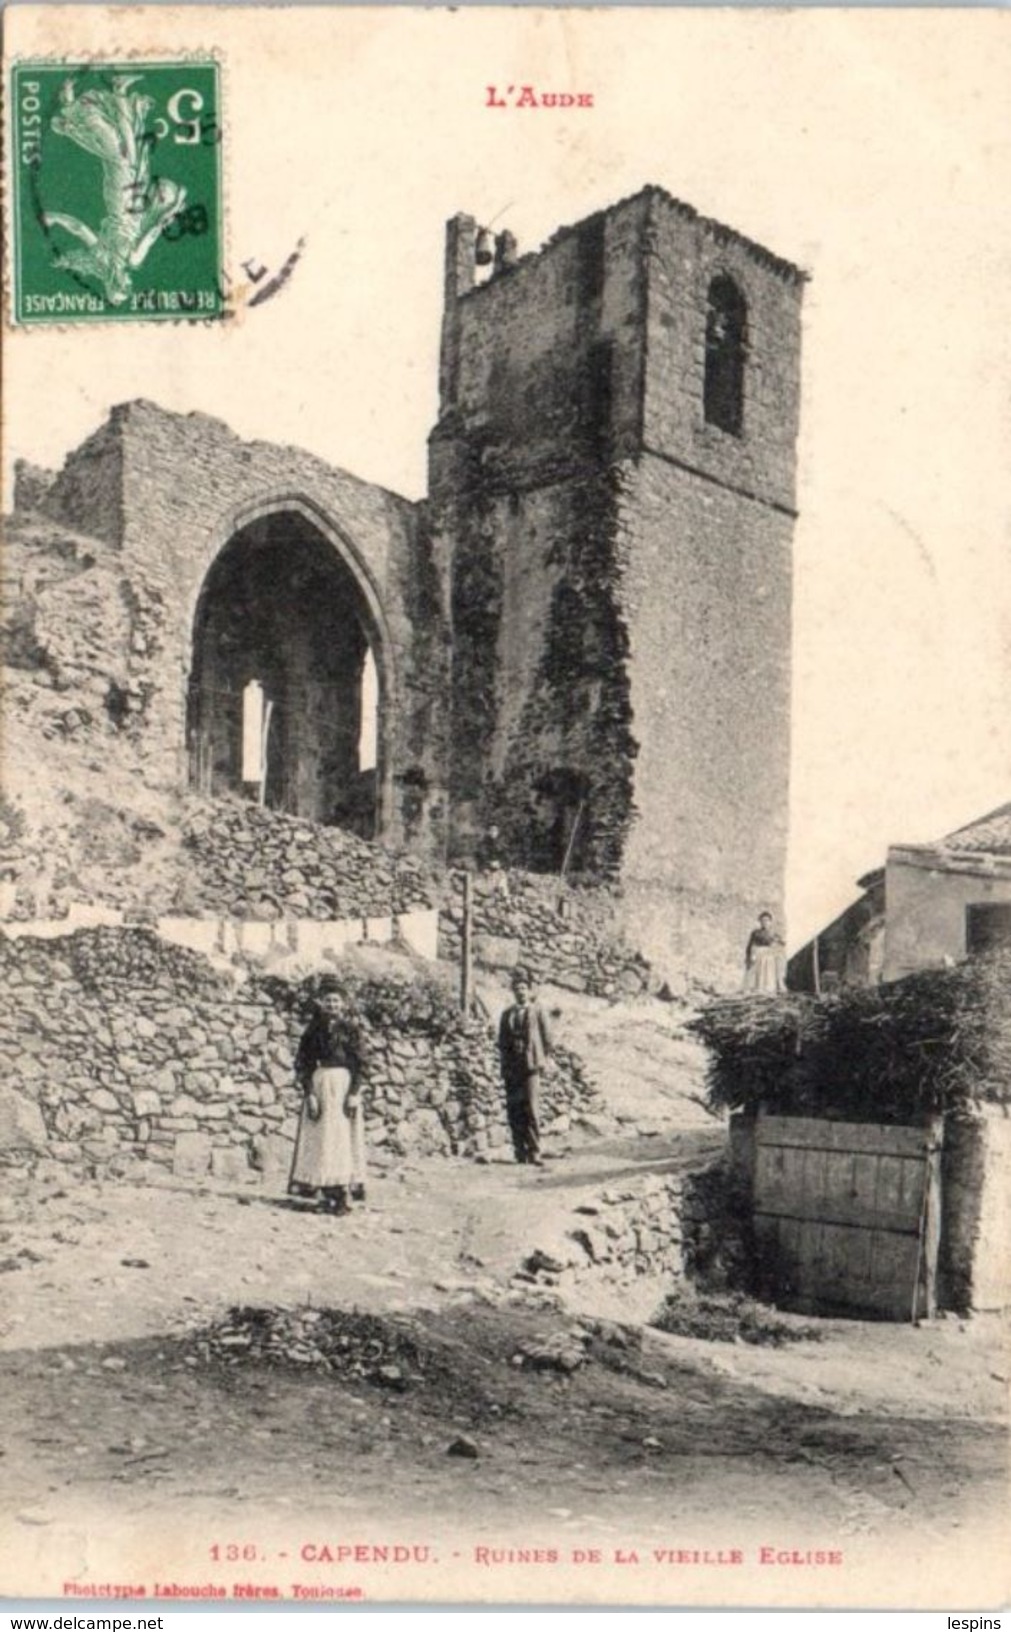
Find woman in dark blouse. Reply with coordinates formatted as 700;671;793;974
743;911;785;994
289;985;366;1215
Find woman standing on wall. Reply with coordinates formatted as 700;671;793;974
289;982;367;1215
743;911;786;995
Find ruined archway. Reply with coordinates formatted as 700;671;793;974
187;506;390;836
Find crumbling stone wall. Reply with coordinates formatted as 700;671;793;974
7;185;803;990
0;928;603;1181
3;509;170;761
12;460;57;515
21;401;450;857
439;868;652;999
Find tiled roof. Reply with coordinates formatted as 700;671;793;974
940;802;1011;855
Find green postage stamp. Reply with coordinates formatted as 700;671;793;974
10;60;223;324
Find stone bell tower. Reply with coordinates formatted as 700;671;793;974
429;187;805;982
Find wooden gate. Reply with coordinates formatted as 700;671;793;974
752;1114;943;1319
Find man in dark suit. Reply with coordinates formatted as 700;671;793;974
498;969;553;1166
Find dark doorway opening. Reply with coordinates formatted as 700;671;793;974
187;510;382;835
528;768;589;874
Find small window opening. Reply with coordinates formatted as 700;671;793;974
577;216;606;303
241;678;276;805
966;903;1011;956
704;275;747;436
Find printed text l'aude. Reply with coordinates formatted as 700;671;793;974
486;85;594;109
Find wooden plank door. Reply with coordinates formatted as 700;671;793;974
752;1114;943;1319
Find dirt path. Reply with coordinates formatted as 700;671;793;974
0;995;1007;1606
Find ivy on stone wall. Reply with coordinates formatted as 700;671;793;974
448;504;505;830
495;468;637;877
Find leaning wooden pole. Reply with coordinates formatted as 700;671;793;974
258;699;274;808
460;871;474;1015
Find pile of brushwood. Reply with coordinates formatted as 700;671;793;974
651;1289;821;1347
689;951;1011;1124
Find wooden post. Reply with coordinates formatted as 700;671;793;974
258;699;274;808
460;870;473;1015
911;1117;944;1323
557;799;584;914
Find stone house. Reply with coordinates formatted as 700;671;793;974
787;869;885;994
884;802;1011;982
789;801;1011;990
11;185;806;984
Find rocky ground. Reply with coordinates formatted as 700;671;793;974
0;996;1007;1608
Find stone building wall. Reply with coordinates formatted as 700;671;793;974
30;401;450;858
884;847;1011;982
0;928;604;1182
433;198;647;492
615;455;793;983
640;189;805;511
429;198;650;875
619;193;801;980
431;187;803;985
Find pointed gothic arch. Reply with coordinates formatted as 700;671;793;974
186;498;395;837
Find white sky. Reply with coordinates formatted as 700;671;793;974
4;7;1011;949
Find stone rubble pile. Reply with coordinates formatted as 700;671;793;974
510;1329;593;1374
177;799;439;922
2;512;162;729
440;869;652;999
0;927;605;1179
191;1306;430;1386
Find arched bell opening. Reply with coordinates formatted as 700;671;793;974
187;508;387;837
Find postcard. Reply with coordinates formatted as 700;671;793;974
1;4;1009;1611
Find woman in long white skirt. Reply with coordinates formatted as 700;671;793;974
289;988;366;1215
743;911;786;994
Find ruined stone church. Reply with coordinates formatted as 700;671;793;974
13;185;805;978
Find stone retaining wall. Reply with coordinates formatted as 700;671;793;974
440;868;654;999
178;800;439;922
516;1171;686;1313
0;927;603;1183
